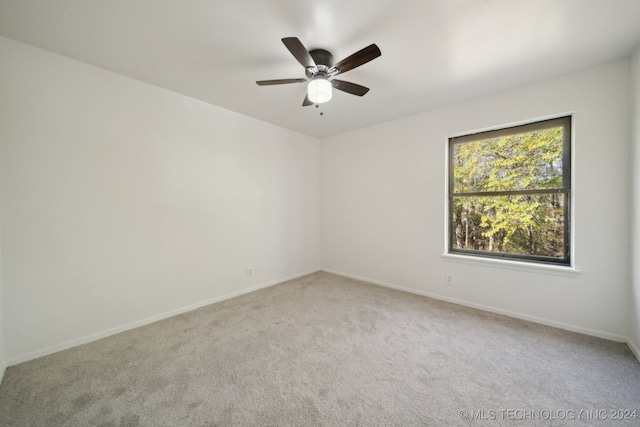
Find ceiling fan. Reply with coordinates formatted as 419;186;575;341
256;37;381;106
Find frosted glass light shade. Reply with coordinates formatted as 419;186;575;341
307;78;332;104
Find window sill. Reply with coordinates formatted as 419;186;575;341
441;253;581;277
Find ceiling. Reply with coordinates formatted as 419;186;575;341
1;0;640;139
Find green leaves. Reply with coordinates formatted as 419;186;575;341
453;128;563;193
450;126;567;259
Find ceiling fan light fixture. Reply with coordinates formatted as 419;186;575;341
307;77;332;104
256;37;381;107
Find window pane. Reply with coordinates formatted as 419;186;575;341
450;194;566;259
452;127;564;193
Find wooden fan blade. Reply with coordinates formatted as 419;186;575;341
302;95;313;106
332;79;370;96
256;78;306;86
282;37;316;69
331;44;381;75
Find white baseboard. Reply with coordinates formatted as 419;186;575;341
627;338;640;363
6;268;320;366
8;268;638;367
321;268;630;344
0;359;6;385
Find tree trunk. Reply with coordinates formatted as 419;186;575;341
528;225;535;254
465;204;470;248
454;211;463;249
497;230;505;252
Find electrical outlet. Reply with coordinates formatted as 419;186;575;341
445;273;454;285
247;267;253;277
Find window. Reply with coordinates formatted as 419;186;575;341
448;116;571;266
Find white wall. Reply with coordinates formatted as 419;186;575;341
321;58;631;340
0;191;5;378
630;45;640;358
0;36;320;363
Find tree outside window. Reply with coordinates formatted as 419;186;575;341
448;116;571;265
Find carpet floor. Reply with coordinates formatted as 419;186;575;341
0;271;639;426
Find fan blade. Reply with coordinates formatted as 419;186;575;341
331;44;381;75
302;95;313;106
282;37;316;69
332;79;370;96
256;78;306;86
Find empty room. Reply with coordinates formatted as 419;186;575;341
1;0;640;425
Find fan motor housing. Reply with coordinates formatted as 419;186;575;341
306;49;333;78
309;49;333;67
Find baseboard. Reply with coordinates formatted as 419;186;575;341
0;359;6;385
9;268;636;367
6;268;320;366
627;338;640;363
321;268;629;344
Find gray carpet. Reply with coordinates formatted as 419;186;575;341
0;271;639;426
